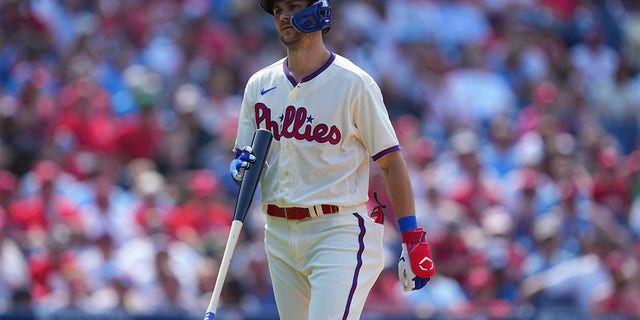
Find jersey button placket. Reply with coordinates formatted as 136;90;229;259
281;141;293;186
282;169;292;189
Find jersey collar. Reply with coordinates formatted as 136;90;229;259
283;52;335;87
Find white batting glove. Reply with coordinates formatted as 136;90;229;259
398;227;435;292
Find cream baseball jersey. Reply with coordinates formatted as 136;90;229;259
235;52;400;208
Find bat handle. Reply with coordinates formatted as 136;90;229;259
205;220;244;315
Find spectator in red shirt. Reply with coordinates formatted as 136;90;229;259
8;161;84;249
429;215;473;285
592;250;640;317
117;105;162;161
53;76;117;153
591;145;632;225
448;136;502;225
450;265;515;319
0;170;18;226
26;238;82;302
164;169;232;244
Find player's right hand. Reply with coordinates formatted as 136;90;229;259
398;227;435;292
230;146;256;182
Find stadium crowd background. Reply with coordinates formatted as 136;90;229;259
1;0;640;319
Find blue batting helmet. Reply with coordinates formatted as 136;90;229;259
259;0;331;34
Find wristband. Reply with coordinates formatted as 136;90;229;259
398;216;418;233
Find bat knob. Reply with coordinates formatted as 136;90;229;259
203;311;216;320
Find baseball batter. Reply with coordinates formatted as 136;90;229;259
230;0;436;319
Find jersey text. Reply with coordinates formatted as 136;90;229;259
255;103;341;144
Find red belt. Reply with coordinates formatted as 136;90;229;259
266;204;340;220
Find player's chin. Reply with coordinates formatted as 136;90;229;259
278;30;300;45
279;37;296;47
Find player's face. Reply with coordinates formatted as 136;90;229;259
272;0;308;46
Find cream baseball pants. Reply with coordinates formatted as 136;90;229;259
264;206;385;320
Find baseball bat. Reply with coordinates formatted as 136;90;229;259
203;128;273;320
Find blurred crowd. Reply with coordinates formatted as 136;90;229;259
1;0;640;319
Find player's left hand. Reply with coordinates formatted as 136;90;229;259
230;146;256;182
398;227;435;292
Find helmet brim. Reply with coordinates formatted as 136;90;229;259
259;0;274;15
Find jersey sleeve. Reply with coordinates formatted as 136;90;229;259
235;75;260;150
352;81;400;159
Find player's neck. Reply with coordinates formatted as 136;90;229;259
286;43;330;82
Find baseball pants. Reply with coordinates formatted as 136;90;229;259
264;205;385;320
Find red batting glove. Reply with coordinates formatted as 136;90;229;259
398;227;435;291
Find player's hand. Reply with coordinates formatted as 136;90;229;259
203;311;215;320
398;227;435;292
230;146;256;182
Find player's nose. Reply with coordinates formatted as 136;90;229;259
278;13;291;23
278;8;294;21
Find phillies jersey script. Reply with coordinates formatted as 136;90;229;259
235;52;400;208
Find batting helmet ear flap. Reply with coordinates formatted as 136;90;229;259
290;0;331;34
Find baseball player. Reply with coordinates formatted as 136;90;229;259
230;0;436;319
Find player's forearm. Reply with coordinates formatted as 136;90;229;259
377;151;416;219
